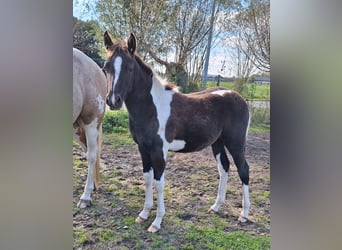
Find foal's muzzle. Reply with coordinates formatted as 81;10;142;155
106;94;123;110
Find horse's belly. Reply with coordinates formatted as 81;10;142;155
169;138;212;153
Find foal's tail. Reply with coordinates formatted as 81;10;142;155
94;123;102;189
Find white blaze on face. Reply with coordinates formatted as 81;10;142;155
111;56;122;104
211;89;231;96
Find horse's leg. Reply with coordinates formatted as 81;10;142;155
229;144;250;223
147;147;167;233
77;119;99;208
136;146;154;223
209;139;230;213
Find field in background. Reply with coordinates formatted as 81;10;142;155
206;81;270;101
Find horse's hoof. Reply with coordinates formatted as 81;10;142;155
208;207;219;213
77;199;91;208
147;224;160;233
238;216;249;223
135;216;146;224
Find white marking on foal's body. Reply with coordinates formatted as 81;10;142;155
150;74;175;155
77;118;99;208
96;94;105;113
211;89;232;96
168;139;186;151
210;153;229;212
111;56;122;104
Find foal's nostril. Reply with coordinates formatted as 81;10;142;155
115;96;121;104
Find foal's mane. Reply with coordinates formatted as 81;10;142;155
133;53;178;91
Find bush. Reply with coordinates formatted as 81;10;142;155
102;110;129;134
186;80;200;93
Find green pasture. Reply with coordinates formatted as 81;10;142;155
205;81;270;101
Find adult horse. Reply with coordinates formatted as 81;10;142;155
73;48;107;208
103;32;251;233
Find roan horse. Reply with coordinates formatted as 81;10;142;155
73;48;107;208
103;32;251;233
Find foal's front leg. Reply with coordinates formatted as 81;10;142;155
136;146;154;222
148;172;165;233
136;169;154;222
146;146;168;233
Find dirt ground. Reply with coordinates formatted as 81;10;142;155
73;132;270;249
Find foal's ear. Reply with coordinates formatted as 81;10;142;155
104;31;113;50
127;33;136;55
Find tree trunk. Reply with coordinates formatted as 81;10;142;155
165;62;187;92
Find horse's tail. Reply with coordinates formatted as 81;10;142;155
94;123;102;190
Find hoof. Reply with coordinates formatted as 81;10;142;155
77;199;91;208
238;216;249;223
208;207;219;214
135;216;146;224
147;224;160;233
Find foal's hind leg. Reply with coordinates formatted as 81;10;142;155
229;145;250;222
209;140;230;213
77;119;99;208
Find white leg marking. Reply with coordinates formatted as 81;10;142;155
137;169;154;221
210;153;228;212
148;173;165;233
111;56;122;104
78;119;98;208
239;184;250;221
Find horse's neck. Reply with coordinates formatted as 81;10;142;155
125;73;175;118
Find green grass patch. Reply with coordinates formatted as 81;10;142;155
206;81;235;89
103;110;129;134
102;110;135;146
249;107;270;133
74;229;91;246
205;81;270;101
97;229;120;244
103;130;134;147
263;191;270;199
185;225;270;250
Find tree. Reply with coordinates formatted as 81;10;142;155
90;0;224;92
231;0;270;72
73;16;103;65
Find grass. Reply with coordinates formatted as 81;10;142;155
205;81;270;101
185;225;270;250
249;107;270;133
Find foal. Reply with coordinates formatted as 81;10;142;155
103;32;251;233
73;48;107;208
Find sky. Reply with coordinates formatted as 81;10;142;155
73;1;233;77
